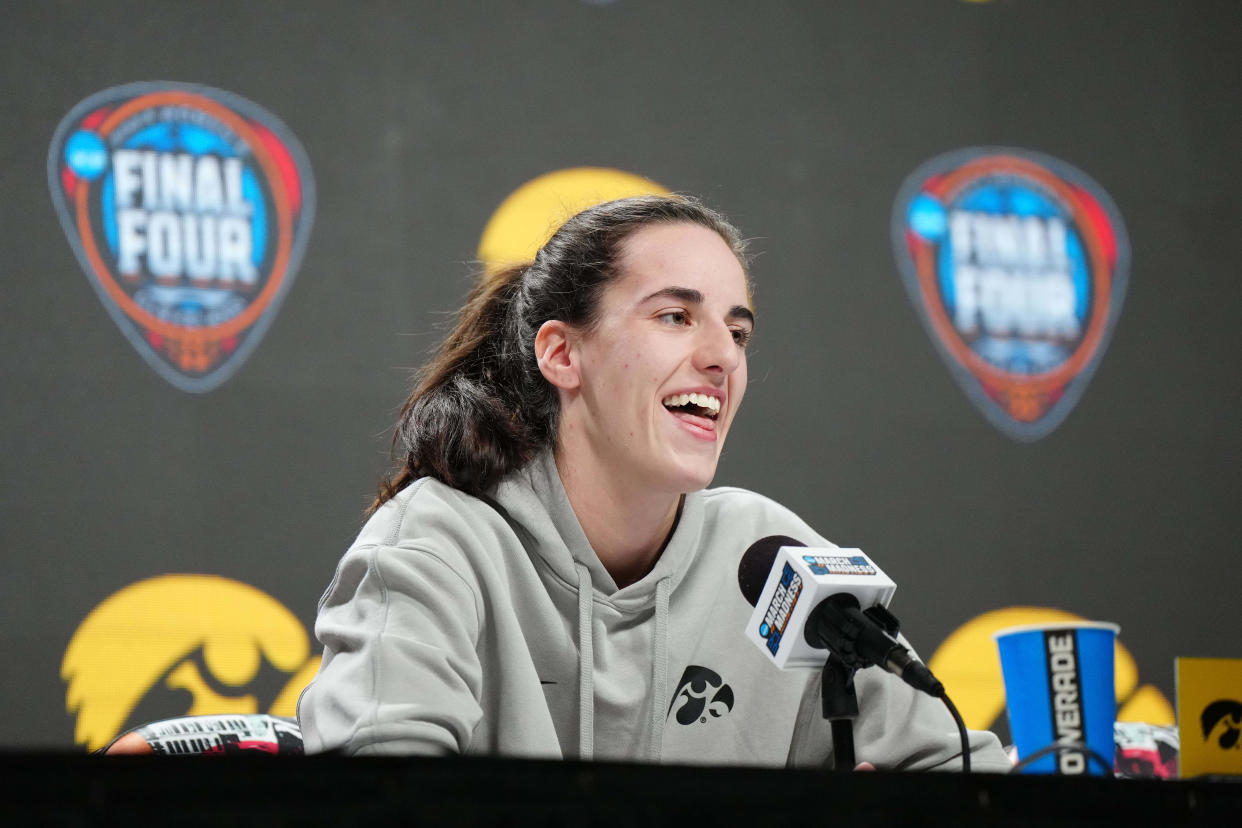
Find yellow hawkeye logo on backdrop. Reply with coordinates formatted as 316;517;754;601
62;574;319;750
477;166;668;273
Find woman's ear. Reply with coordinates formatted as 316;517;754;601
535;320;580;390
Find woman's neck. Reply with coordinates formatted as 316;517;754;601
553;450;682;589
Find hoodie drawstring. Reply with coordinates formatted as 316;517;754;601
648;575;671;761
575;564;672;763
575;563;595;760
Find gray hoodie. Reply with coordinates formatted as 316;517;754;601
299;451;1010;770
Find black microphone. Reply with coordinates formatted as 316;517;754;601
737;535;806;607
739;537;944;697
804;593;943;696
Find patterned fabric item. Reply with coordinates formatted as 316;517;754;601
1114;721;1179;779
102;714;303;756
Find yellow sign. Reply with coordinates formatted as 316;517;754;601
62;574;319;751
1177;657;1242;777
476;167;668;273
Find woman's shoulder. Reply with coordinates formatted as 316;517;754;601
354;475;510;551
701;485;794;515
699;485;831;545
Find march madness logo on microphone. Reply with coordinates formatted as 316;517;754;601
892;148;1128;441
48;82;315;392
803;555;876;577
756;563;803;656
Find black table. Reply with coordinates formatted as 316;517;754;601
4;752;1238;826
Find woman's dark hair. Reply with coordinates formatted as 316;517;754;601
370;194;748;512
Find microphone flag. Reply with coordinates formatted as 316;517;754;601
745;547;896;670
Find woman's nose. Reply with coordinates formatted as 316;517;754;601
693;322;741;375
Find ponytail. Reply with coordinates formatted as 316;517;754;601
369;264;543;513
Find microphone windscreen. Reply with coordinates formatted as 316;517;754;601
736;535;806;607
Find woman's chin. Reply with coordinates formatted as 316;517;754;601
661;457;720;494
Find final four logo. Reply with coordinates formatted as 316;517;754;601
48;82;315;392
892;148;1128;440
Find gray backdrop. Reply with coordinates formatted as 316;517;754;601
3;0;1239;748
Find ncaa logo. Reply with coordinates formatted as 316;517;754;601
48;82;315;392
892;148;1128;441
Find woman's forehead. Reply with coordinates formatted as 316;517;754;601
612;222;750;307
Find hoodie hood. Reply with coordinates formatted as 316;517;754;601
492;448;705;604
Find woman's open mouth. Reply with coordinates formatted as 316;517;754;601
661;392;721;421
662;393;722;441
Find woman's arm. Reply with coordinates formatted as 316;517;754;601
850;640;1012;773
298;540;484;756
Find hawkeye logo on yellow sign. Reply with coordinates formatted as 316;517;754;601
1176;657;1242;777
62;574;319;751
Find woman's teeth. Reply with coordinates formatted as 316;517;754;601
661;392;721;417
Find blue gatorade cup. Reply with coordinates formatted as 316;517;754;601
994;621;1119;776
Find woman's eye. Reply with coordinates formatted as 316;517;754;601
732;328;752;348
659;310;689;326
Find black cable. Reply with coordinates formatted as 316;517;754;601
1009;741;1113;776
939;691;971;774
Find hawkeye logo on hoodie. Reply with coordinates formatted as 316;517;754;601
668;666;735;725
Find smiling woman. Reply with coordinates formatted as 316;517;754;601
537;221;753;585
297;195;1011;770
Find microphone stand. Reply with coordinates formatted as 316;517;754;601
809;598;972;772
821;652;859;771
811;596;905;771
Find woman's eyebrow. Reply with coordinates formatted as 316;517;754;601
640;286;703;306
729;305;755;326
639;286;755;325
